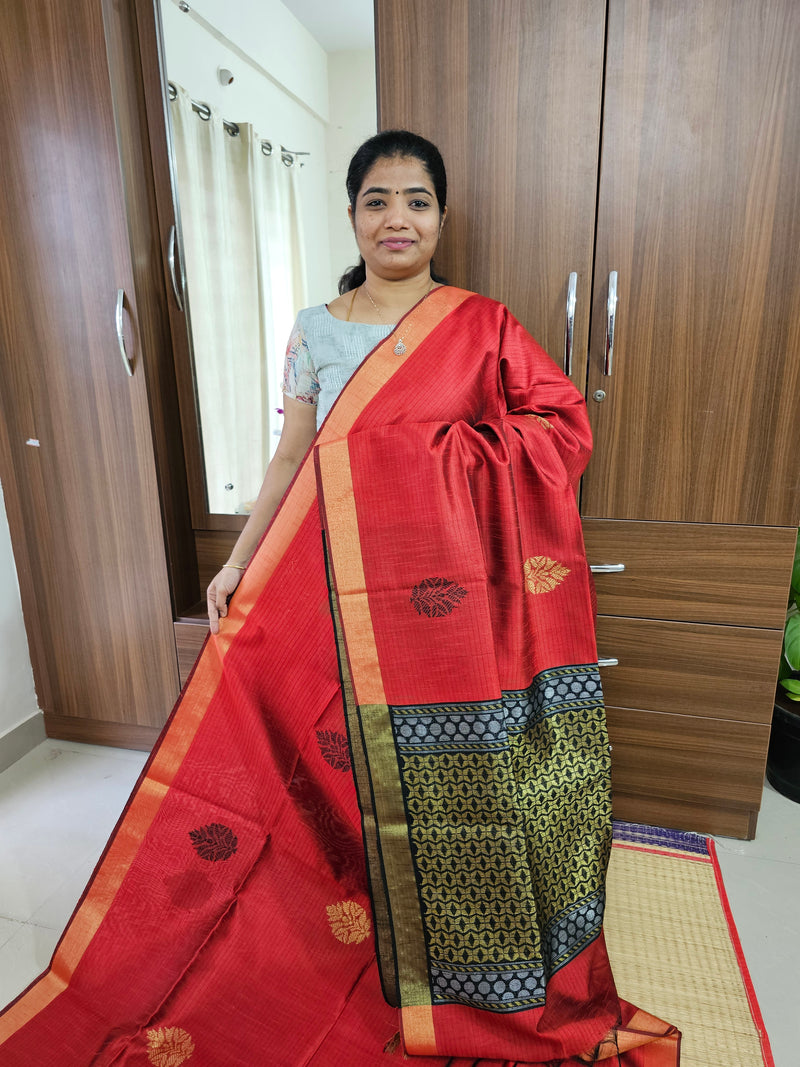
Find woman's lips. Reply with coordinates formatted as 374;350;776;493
381;239;414;250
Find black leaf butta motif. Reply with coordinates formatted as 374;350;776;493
410;577;468;618
289;769;366;892
316;730;352;772
189;822;238;862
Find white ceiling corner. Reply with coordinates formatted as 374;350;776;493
281;0;375;53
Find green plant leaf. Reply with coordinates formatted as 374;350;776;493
792;529;800;598
779;677;800;695
785;615;800;670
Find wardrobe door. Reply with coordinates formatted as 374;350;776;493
583;0;800;527
375;0;606;386
0;0;179;746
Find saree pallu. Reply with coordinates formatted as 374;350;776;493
0;288;679;1065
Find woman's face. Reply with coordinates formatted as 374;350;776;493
349;155;445;281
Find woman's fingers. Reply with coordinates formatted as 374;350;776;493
207;581;221;634
207;571;240;634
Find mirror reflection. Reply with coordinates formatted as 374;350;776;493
157;0;377;514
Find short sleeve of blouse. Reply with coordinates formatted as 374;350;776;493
281;316;320;405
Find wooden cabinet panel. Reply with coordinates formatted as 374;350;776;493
376;0;605;385
607;706;769;838
0;0;179;733
584;519;796;627
175;621;208;688
196;530;239;590
597;616;782;724
584;0;800;526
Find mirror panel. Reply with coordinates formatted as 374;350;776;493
154;0;376;516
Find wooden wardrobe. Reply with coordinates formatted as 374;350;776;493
376;0;800;837
0;0;195;751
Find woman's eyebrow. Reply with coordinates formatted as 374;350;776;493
360;185;434;197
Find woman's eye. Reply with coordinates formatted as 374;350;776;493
365;198;385;208
410;199;431;209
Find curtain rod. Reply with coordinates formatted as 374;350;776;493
167;82;309;166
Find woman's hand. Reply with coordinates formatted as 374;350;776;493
207;565;245;635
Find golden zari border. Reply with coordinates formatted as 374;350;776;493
316;440;434;1041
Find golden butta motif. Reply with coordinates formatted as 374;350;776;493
326;899;371;944
524;556;571;596
146;1026;195;1067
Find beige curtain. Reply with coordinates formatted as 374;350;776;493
169;86;307;514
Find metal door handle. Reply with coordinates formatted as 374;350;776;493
604;270;618;375
564;271;577;376
590;563;626;574
168;225;184;311
598;657;619;668
115;289;134;377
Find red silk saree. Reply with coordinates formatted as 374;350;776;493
0;288;679;1065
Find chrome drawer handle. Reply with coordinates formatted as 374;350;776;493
590;563;625;573
564;271;577;376
598;657;619;668
168;224;184;311
115;289;134;377
604;270;618;376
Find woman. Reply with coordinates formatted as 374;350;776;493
206;130;451;634
0;132;677;1065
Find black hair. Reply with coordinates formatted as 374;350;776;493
337;129;449;294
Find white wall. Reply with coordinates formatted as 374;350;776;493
326;49;378;295
0;484;40;742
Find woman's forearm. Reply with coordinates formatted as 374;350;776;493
225;452;304;567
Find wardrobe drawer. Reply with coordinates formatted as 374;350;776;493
596;616;782;725
583;519;796;627
606;705;769;839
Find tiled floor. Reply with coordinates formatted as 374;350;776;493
1;739;798;1065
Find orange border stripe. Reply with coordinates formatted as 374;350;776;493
316;442;386;706
400;1005;438;1055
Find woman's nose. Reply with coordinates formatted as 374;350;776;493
384;200;408;228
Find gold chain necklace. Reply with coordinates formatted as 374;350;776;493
362;280;433;355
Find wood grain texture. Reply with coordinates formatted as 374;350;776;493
195;530;239;589
376;0;605;383
44;713;161;752
584;0;800;525
0;0;179;728
175;620;208;687
597;616;782;724
612;791;756;841
584;519;797;627
607;705;770;838
106;0;198;614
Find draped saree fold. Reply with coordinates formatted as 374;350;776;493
0;288;679;1065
